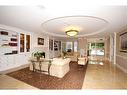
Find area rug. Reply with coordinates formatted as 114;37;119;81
7;62;87;89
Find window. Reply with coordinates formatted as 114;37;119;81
66;42;72;52
65;41;78;52
74;41;78;52
88;42;104;56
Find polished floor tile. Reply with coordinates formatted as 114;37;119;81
0;75;38;89
0;57;127;89
82;57;127;89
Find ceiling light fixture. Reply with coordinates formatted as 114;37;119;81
66;30;78;37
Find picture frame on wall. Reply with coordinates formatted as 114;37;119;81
38;37;44;45
119;31;127;53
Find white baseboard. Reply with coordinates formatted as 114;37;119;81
116;64;127;74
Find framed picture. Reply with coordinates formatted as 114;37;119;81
49;39;53;50
119;31;127;53
38;37;44;45
54;41;58;51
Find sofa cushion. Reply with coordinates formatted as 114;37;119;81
52;58;71;65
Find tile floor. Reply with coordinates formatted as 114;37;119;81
0;75;38;89
0;57;127;89
82;58;127;89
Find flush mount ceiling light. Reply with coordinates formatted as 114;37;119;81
66;30;78;36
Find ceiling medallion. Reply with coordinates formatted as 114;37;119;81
41;16;109;37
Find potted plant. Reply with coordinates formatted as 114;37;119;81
62;51;66;56
32;51;45;61
62;51;66;59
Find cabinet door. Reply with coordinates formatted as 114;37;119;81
15;53;30;66
0;57;5;71
6;55;15;67
15;54;25;65
0;56;8;70
0;55;14;71
20;33;25;52
20;33;31;53
26;35;30;52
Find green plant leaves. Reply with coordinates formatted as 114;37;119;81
32;51;45;58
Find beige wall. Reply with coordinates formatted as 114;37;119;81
31;32;50;58
116;29;127;72
78;38;87;56
32;33;62;58
78;38;87;49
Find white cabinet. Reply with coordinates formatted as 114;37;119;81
0;55;15;71
0;29;31;73
0;52;31;73
0;56;8;71
0;30;18;55
15;53;30;66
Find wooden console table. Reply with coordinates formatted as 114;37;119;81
30;59;52;75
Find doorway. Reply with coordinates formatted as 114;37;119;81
88;42;105;61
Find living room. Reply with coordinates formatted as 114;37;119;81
0;0;127;95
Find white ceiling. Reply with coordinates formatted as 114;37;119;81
0;6;127;38
41;16;108;37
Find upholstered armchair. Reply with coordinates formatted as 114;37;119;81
78;56;88;65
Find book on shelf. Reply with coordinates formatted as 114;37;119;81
0;31;8;35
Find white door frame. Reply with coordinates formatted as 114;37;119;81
110;33;117;64
114;32;117;64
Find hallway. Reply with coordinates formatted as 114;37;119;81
82;58;127;89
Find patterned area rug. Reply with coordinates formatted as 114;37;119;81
7;62;87;89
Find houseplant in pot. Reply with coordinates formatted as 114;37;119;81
32;51;45;61
62;51;66;59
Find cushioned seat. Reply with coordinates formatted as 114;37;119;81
78;57;88;65
50;58;71;78
64;52;79;61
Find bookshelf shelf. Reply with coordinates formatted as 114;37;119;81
0;30;18;55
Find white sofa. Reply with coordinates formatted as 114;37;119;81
64;52;79;61
29;58;71;78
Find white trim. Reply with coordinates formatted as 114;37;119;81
116;64;127;74
116;54;127;60
109;34;114;62
41;16;109;37
114;32;117;64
